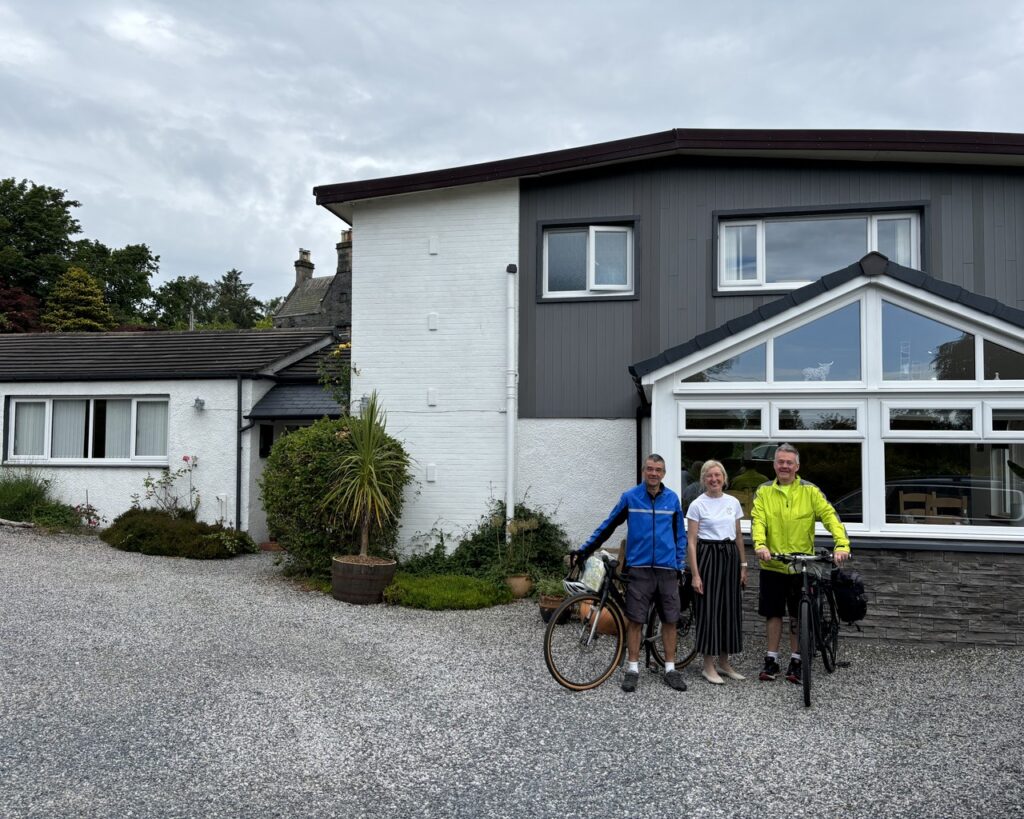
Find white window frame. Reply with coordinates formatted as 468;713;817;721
718;211;920;291
6;397;170;466
677;400;768;437
880;401;981;440
983;401;1024;439
771;401;865;438
542;224;634;298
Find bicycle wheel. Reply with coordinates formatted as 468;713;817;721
798;597;814;707
647;596;699;670
818;587;840;674
544;593;626;691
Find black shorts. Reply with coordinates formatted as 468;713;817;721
757;569;802;619
624;567;680;625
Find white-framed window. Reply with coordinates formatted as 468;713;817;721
7;397;169;464
881;401;981;439
677;401;768;437
718;211;920;291
543;224;633;297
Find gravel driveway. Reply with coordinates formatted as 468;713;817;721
1;527;1022;819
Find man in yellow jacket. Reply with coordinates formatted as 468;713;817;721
751;443;850;684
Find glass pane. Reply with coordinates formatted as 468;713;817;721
765;217;867;283
684;344;766;383
876;217;912;265
884;442;1024;526
94;399;131;458
686;408;761;430
773;302;861;381
13;402;46;456
984;340;1024;380
681;440;862;522
888;408;974;431
992;409;1024;432
546;230;587;292
721;224;757;282
51;399;88;458
593;230;628;286
779;408;857;431
136;402;168;457
882;302;975;380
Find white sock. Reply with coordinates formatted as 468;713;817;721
791;653;801;662
627;661;639;674
664;662;675;673
767;651;779;660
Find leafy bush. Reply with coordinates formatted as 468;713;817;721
402;500;570;581
259;416;410;579
383;573;513;610
100;508;257;559
0;470;84;531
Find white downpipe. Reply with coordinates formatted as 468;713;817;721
505;263;518;532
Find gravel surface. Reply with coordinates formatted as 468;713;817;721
1;527;1022;819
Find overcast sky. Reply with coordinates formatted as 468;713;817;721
3;1;1023;301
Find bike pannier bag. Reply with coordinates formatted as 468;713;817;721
831;567;868;623
581;554;607;592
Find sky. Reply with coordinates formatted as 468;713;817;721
3;0;1024;302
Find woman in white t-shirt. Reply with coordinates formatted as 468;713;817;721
685;460;748;685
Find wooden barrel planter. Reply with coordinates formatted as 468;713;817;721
331;556;398;604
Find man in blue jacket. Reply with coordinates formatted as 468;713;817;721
577;454;688;693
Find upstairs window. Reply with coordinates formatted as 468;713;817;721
542;224;633;298
718;210;919;291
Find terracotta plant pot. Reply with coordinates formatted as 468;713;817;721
579;599;618;635
504;574;534;598
331;555;398;604
539;594;568;623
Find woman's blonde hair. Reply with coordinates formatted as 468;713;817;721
700;459;729;489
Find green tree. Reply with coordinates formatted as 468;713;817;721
0;178;81;299
68;239;158;324
150;275;217;328
40;267;116;332
212;268;263;328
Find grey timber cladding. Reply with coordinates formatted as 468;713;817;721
518;156;1024;419
0;327;337;381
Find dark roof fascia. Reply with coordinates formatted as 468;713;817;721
0;371;278;384
315;128;1024;207
630;253;1024;381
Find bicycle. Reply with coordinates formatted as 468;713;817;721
770;548;842;707
543;552;697;691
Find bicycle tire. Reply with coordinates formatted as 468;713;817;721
818;587;840;674
647;597;699;670
543;593;626;691
798;597;813;707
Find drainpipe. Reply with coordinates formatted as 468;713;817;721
629;367;651;485
505;263;518;532
236;375;256;531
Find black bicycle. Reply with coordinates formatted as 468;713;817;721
543;552;697;691
771;548;842;707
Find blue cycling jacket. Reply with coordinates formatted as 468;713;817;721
578;482;686;570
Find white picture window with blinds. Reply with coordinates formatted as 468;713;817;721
8;398;168;463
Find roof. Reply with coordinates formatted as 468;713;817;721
247;384;344;420
315;128;1024;219
275;276;335;319
629;252;1024;381
0;327;339;382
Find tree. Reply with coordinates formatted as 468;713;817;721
0;286;41;333
0;178;81;299
68;239;158;324
40;267;116;332
212;268;263;329
150;275;217;328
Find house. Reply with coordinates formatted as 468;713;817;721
0;327;345;542
273;232;352;329
313;128;1024;645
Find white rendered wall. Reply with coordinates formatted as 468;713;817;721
350;181;519;550
1;378;272;535
517;418;639;547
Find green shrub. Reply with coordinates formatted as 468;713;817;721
30;501;82;530
383;573;513;610
100;508;257;559
259;416;410;579
0;470;53;522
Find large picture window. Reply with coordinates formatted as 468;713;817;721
542;224;633;298
718;210;919;291
7;397;168;463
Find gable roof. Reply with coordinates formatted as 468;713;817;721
247;383;343;420
315;128;1024;220
0;327;339;382
629;252;1024;383
275;275;336;319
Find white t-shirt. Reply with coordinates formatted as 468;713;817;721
685;493;743;541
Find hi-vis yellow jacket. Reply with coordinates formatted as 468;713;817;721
751;477;850;575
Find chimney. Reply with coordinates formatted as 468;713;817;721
334;230;352;328
294;248;314;285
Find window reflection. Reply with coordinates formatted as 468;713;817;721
779;408;857;430
684;344;766;383
984;340;1024;380
765;217;867;282
685;408;761;430
882;302;975;380
774;303;861;381
888;408;974;432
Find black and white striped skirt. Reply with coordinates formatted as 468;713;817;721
694;538;743;655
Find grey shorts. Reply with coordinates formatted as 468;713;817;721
624;567;680;625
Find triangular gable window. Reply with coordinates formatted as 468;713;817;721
683;344;765;382
882;301;974;381
774;302;861;381
984;340;1024;380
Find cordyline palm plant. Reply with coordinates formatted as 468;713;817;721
323;391;411;558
